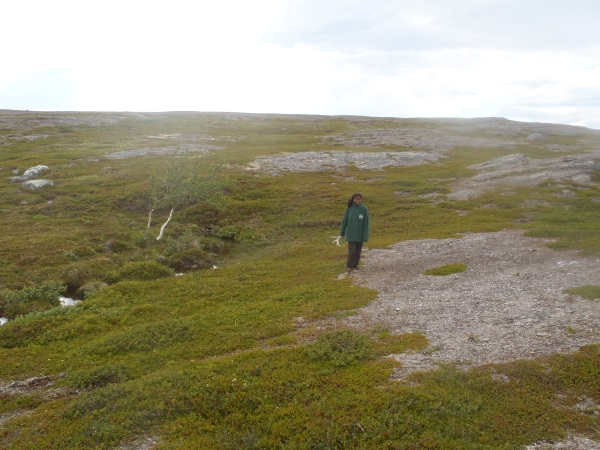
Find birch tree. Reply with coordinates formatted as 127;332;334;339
145;153;227;240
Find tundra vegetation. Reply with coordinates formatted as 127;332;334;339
423;263;468;276
0;111;599;448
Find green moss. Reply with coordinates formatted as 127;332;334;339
565;285;600;300
374;331;429;356
424;263;468;276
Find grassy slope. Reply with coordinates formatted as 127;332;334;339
0;112;599;448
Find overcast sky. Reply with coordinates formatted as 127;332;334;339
2;0;599;128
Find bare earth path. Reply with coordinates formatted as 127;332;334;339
338;229;600;379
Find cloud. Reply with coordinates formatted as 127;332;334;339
0;70;76;111
1;0;599;129
262;0;600;53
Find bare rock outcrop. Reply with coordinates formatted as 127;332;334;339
250;151;443;173
450;151;600;199
104;144;222;159
321;128;516;151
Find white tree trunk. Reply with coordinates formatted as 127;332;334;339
156;207;174;240
146;207;155;237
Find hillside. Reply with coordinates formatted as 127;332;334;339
1;111;599;449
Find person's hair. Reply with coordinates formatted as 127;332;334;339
347;193;363;208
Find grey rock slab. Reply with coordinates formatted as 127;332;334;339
250;151;443;173
321;128;517;151
104;144;222;159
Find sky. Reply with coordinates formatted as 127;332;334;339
2;0;599;128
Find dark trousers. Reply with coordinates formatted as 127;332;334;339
346;241;363;269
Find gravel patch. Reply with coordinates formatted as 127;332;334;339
250;151;443;173
338;229;600;378
449;151;600;199
0;375;55;395
526;436;600;449
104;144;223;159
0;410;32;428
117;435;160;450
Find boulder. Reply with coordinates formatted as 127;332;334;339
23;165;49;178
9;165;49;182
21;179;54;190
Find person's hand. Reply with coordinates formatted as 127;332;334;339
331;236;342;247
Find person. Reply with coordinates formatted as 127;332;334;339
339;193;370;273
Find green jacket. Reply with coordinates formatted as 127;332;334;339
340;204;370;242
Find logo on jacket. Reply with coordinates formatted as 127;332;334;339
359;214;364;219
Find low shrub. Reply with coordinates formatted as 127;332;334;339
199;236;225;253
167;249;213;271
107;261;174;283
83;319;197;355
67;365;129;389
62;257;118;287
163;230;204;256
130;232;149;249
2;280;66;305
104;239;133;253
0;280;66;320
63;247;96;260
305;330;374;367
211;225;238;240
77;280;109;299
423;263;467;276
3;300;56;320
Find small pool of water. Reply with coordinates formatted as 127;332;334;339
59;296;81;307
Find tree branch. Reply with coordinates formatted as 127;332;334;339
156;207;174;240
